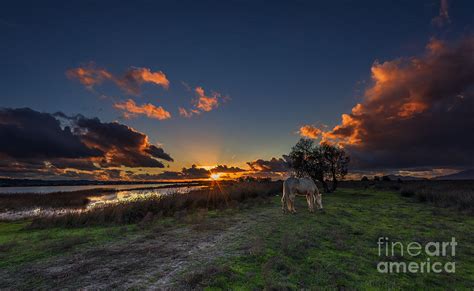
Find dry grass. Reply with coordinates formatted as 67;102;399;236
29;181;282;228
399;181;474;214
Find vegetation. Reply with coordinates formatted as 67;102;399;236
399;181;474;214
183;189;474;289
341;180;474;214
288;138;349;192
0;184;473;288
29;181;282;228
0;183;204;211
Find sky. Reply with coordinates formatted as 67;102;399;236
0;0;473;180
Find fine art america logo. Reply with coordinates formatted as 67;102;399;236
377;237;457;274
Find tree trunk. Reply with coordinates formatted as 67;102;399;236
330;170;338;192
321;178;330;193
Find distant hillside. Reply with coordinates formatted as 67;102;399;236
387;174;426;181
434;169;474;180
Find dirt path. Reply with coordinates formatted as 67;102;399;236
0;202;278;289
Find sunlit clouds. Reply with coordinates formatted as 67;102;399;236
67;64;229;121
114;99;171;120
66;65;112;88
67;64;169;95
298;125;322;139
179;86;224;118
0;108;174;180
299;37;474;170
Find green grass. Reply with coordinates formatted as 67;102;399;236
1;187;473;289
193;188;474;289
0;221;137;270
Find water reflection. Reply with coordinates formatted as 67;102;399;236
0;183;179;194
86;186;204;207
0;185;206;221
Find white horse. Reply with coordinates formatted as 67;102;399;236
282;177;322;213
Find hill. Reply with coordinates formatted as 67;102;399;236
434;169;474;180
387;174;426;181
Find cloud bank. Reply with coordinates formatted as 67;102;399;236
0;108;173;179
301;37;474;170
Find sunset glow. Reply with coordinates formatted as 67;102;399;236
210;173;221;180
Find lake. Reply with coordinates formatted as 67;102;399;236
0;183;183;194
0;184;206;220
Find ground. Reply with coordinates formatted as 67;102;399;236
1;188;473;289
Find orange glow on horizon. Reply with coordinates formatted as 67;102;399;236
210;173;221;180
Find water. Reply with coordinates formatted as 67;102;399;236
0;183;178;194
0;185;206;220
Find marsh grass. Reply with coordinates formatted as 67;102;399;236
29;181;282;228
400;181;474;213
0;183;204;212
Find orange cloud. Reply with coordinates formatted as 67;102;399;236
67;64;169;95
195;86;219;112
66;65;112;88
301;37;474;170
298;125;322;139
114;99;171;120
117;67;169;95
180;86;224;118
178;107;200;118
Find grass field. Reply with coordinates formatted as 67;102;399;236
0;186;473;289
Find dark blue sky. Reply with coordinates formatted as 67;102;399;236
1;0;473;171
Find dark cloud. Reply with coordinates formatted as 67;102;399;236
210;165;245;173
313;37;474;170
131;165;210;180
49;159;99;171
181;165;211;178
68;114;173;168
247;156;290;172
0;108;173;179
0;108;102;159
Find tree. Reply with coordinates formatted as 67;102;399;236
320;142;350;192
288;139;350;192
288;139;330;192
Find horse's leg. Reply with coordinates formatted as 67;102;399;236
289;194;296;213
281;193;287;213
306;192;314;212
315;192;323;209
286;195;293;213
